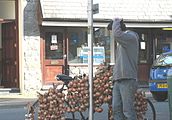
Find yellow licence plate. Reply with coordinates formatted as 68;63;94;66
157;83;168;88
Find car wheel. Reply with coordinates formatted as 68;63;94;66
151;91;168;102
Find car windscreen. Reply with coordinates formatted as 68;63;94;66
154;53;172;66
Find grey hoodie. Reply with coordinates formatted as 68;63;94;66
112;18;139;81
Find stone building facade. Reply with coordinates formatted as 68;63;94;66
20;0;172;94
1;0;171;95
23;0;42;94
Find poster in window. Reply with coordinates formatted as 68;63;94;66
50;45;58;50
140;42;146;50
51;35;58;44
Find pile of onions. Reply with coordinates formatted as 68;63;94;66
93;64;113;113
66;76;89;112
37;87;66;120
94;64;113;120
134;90;148;120
65;63;113;113
28;63;148;120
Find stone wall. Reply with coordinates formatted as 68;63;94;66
23;0;42;94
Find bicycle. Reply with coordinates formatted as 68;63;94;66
145;98;156;120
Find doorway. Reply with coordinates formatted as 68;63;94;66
41;28;67;85
0;0;19;88
1;21;19;88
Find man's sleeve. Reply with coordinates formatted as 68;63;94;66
112;18;128;47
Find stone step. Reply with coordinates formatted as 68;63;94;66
0;88;20;94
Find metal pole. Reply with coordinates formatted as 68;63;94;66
87;0;93;120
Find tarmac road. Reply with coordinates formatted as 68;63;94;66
0;87;170;120
0;98;170;120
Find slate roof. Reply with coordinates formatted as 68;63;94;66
40;0;172;22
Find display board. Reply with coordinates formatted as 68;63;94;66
80;46;105;64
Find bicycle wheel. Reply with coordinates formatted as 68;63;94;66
143;98;156;120
25;99;39;120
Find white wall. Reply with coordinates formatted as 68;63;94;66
0;1;15;19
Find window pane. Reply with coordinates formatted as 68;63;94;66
68;28;87;63
68;27;110;65
156;35;172;57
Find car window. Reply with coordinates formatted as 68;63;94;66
154;53;172;66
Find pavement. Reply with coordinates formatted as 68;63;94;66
0;98;37;108
0;91;37;108
0;80;151;108
0;86;152;108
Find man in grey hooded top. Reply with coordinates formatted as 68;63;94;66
110;18;139;120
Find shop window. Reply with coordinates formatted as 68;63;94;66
68;27;110;65
156;33;172;58
45;32;63;59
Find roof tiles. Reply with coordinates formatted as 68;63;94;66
40;0;172;21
